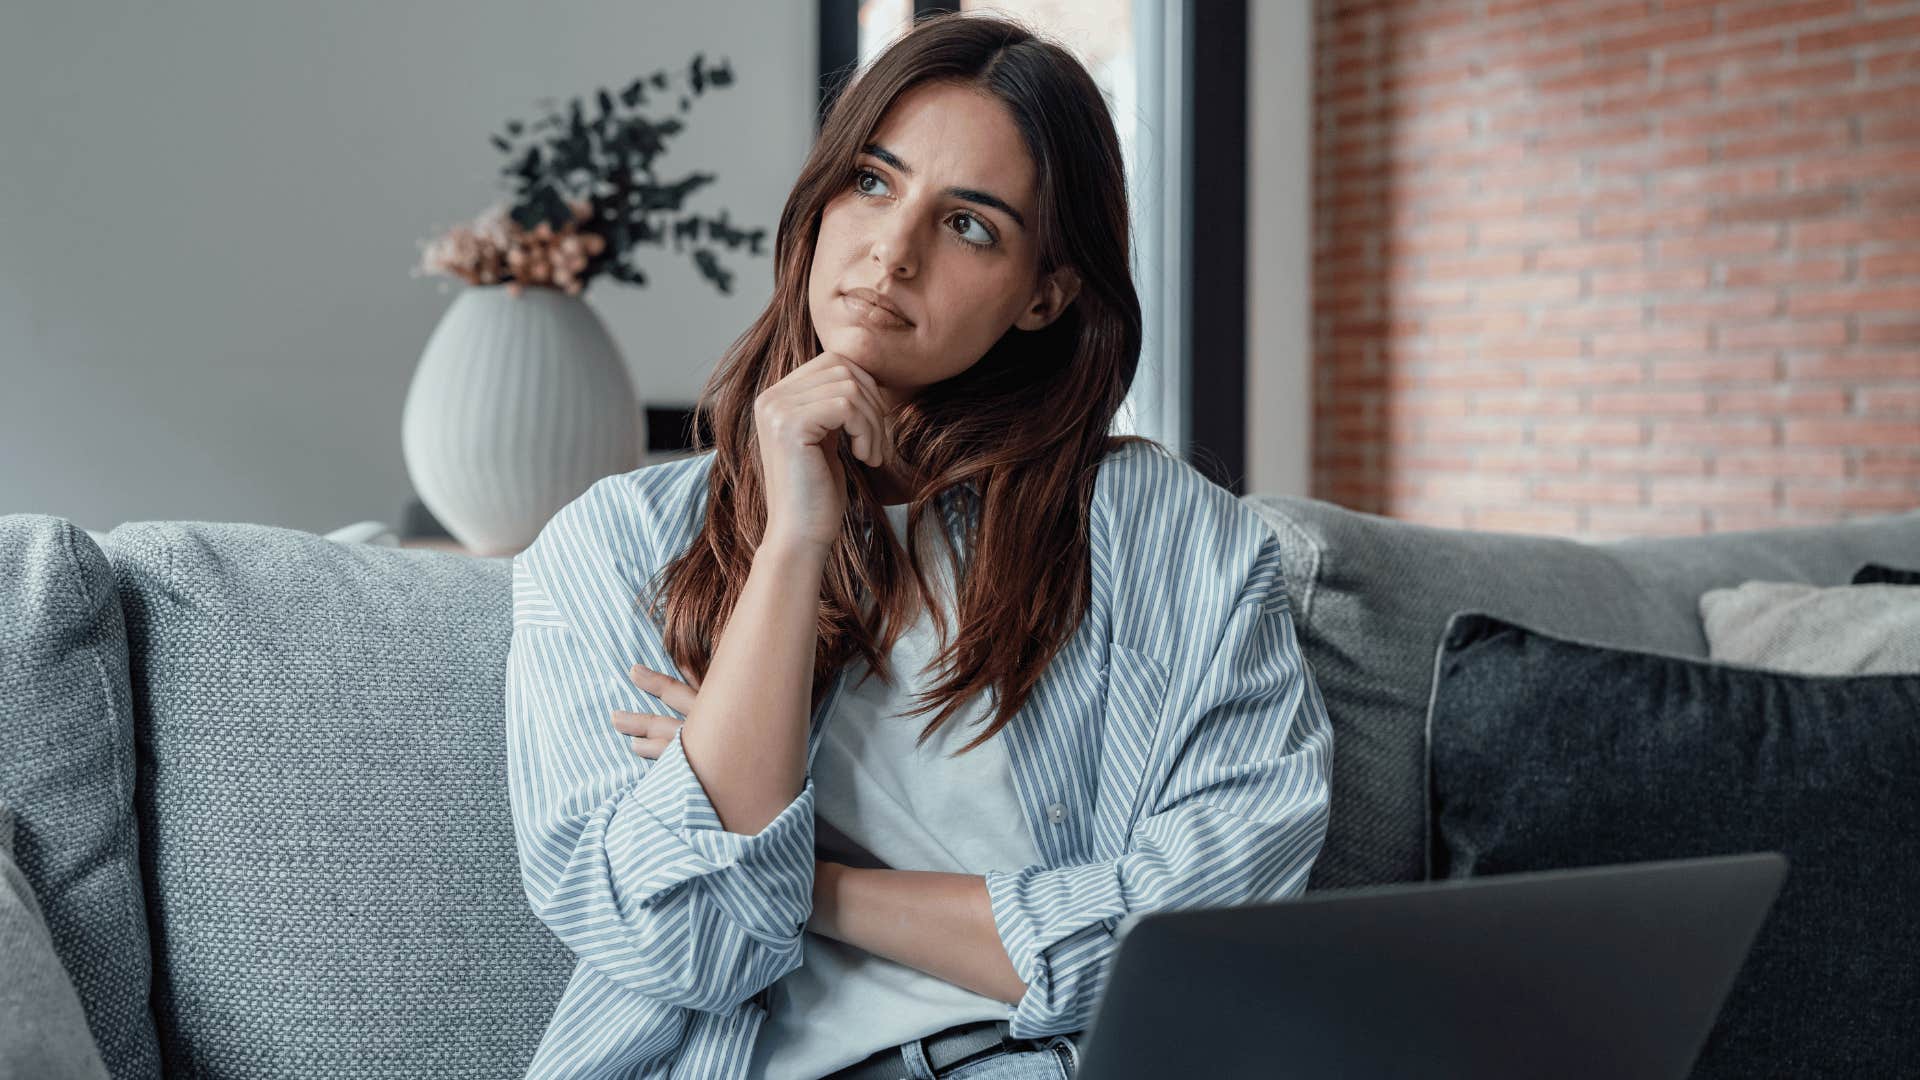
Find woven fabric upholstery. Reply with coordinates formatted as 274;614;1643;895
1700;580;1920;675
0;514;162;1078
1429;611;1920;1077
0;799;115;1079
1239;497;1920;890
105;520;574;1079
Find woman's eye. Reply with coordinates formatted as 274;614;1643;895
951;212;994;247
852;166;996;249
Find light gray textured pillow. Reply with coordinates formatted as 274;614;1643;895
1700;581;1920;675
104;519;576;1078
0;800;113;1080
0;514;163;1078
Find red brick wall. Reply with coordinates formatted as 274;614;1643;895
1311;0;1920;538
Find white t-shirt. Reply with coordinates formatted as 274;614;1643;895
744;501;1041;1080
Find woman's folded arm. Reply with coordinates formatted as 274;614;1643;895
984;550;1335;1038
505;551;814;1015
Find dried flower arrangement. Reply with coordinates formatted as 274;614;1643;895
414;53;769;298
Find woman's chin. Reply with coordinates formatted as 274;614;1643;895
817;328;911;402
824;329;886;365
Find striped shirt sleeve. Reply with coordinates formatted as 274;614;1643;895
982;530;1335;1037
504;516;816;1016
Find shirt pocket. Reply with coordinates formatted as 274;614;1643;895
1098;640;1171;847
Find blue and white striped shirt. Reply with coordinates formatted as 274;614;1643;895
504;442;1334;1079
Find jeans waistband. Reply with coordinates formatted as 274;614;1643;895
825;1018;1081;1080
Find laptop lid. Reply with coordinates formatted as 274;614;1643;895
1074;852;1787;1080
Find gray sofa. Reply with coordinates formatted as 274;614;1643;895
4;493;1918;1078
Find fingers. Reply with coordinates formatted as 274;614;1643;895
800;350;880;388
755;354;892;469
611;708;684;760
610;709;683;737
767;356;886;420
781;367;886;427
834;356;883;402
822;358;888;452
613;722;680;757
628;662;698;716
755;388;889;470
621;664;697;758
789;379;888;467
820;365;887;439
768;354;873;403
791;390;887;466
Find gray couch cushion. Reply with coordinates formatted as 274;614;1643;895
0;514;163;1078
1241;497;1920;890
1428;611;1920;1076
104;521;574;1078
0;800;114;1080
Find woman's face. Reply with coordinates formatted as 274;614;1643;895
807;80;1080;411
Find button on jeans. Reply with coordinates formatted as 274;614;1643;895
896;1032;1081;1079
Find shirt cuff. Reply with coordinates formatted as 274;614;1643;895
984;860;1127;1032
606;726;817;948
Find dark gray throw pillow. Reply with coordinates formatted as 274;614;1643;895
1427;612;1920;1079
1853;562;1920;585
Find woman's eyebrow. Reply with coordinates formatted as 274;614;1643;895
861;142;1027;231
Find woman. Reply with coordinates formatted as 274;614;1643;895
504;11;1333;1080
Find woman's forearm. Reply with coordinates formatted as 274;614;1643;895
814;862;1030;1007
676;537;830;835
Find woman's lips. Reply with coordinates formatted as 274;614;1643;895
842;293;913;331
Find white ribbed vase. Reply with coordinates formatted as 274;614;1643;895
402;285;639;556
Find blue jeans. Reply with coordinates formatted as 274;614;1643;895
894;1031;1081;1079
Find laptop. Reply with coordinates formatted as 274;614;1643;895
1070;852;1787;1080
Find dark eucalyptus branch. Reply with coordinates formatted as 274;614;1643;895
481;53;770;295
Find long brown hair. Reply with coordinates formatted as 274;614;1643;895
647;10;1170;755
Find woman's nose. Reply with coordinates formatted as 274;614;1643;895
869;220;918;277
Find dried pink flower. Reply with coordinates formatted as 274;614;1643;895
414;198;605;295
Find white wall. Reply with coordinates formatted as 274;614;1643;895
0;1;816;534
1246;0;1313;498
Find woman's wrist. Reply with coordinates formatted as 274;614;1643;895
810;859;848;940
758;528;834;564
